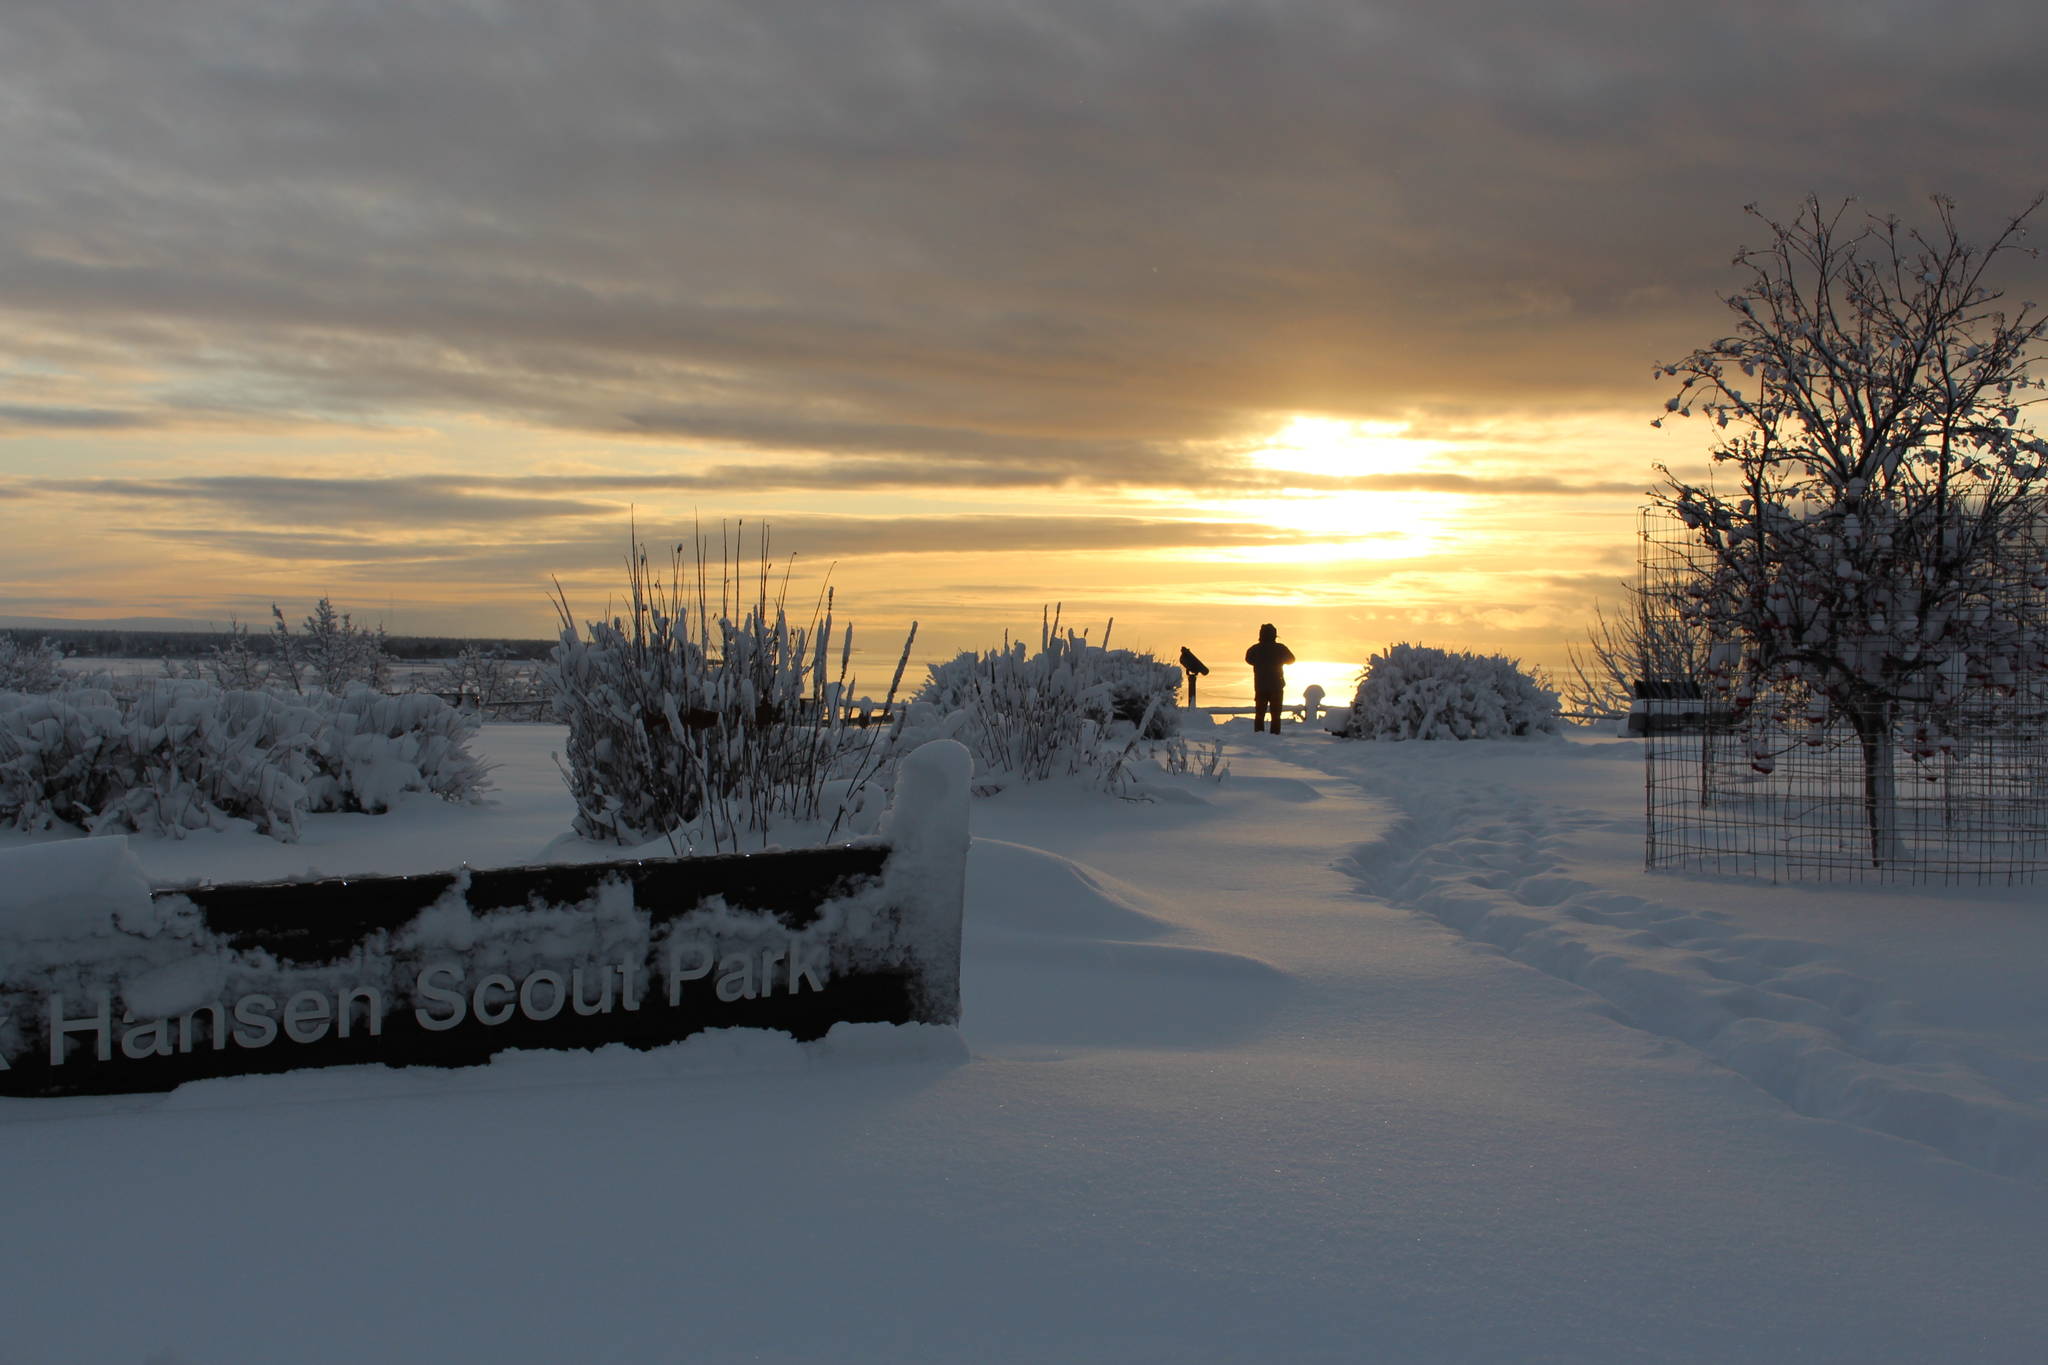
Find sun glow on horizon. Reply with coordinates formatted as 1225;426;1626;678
1248;415;1456;480
1191;414;1464;561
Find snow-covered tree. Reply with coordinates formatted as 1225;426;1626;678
166;617;281;691
270;599;391;693
1653;195;2048;866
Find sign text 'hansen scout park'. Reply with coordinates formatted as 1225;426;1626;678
0;740;971;1098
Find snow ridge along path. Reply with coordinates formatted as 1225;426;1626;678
1310;735;2048;1190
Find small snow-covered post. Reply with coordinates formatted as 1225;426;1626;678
877;738;973;1022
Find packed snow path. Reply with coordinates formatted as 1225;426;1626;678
1309;738;2048;1190
3;724;2046;1363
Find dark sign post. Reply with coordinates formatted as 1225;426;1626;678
0;741;972;1099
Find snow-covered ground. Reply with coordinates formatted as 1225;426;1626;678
5;721;2047;1363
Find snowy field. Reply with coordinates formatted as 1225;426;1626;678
5;721;2048;1363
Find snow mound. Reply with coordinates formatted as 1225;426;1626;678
963;837;1290;1049
968;837;1175;941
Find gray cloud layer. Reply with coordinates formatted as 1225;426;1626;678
123;513;1331;571
17;465;1648;540
5;0;2047;487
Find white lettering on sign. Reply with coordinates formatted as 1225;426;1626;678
665;937;830;1005
180;1004;230;1053
788;941;827;995
33;937;834;1068
120;1012;173;1060
337;985;382;1040
571;966;614;1016
283;991;331;1045
519;969;565;1021
473;974;517;1027
415;962;466;1031
49;993;113;1065
715;952;755;1002
233;993;279;1048
668;942;715;1005
44;985;385;1066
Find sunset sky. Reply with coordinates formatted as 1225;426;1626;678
5;0;2048;699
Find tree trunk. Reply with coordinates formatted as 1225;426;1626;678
1846;695;1900;868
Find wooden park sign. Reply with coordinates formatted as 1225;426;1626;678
0;741;971;1099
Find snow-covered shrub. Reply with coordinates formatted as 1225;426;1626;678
312;687;494;813
1099;650;1184;738
545;538;899;851
0;636;65;694
435;644;548;719
1336;643;1561;741
913;616;1187;786
0;680;487;839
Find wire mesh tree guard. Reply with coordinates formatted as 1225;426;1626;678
1639;508;2048;884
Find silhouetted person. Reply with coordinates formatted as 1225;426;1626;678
1245;624;1294;733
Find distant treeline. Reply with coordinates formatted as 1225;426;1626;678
4;627;556;662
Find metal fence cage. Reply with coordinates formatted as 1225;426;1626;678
1640;508;2048;885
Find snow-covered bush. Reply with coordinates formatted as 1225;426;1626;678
0;680;488;839
923;634;1179;739
435;644;548;719
312;688;494;813
545;538;900;851
0;636;65;694
1336;643;1561;741
913;615;1187;786
1099;650;1184;738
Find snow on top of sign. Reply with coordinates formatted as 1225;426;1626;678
119;951;232;1020
880;737;972;863
0;835;159;941
395;868;644;964
0;837;230;1062
872;738;971;1011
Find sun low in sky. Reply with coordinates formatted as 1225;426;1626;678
3;1;2043;696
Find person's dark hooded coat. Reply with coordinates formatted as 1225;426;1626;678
1245;624;1294;695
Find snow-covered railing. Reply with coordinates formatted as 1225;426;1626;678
0;742;971;1098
